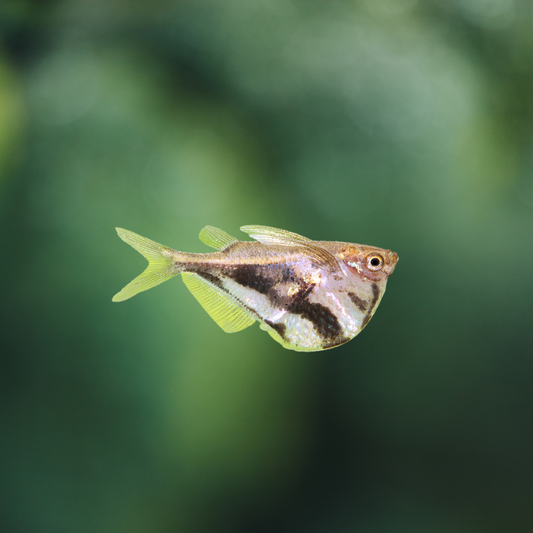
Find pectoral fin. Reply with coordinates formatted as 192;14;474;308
181;273;256;333
240;225;311;245
240;225;339;271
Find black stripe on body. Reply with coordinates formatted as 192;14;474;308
361;283;380;328
286;282;346;347
192;270;261;321
265;320;287;339
347;292;368;313
229;265;295;341
191;265;288;338
228;264;279;295
193;263;349;348
299;302;344;342
195;270;224;289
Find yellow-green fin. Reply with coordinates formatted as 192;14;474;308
181;272;255;333
240;225;339;272
112;228;176;302
199;225;238;251
240;225;312;245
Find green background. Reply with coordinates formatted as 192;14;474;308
1;1;532;532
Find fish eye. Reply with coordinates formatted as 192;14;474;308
367;254;384;271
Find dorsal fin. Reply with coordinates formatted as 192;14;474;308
240;225;311;246
199;225;238;251
240;225;339;271
181;272;256;333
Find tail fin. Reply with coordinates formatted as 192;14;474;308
112;228;176;302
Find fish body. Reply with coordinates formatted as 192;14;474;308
113;225;398;352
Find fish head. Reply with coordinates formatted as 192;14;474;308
337;244;398;282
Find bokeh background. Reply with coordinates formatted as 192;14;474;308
1;1;533;532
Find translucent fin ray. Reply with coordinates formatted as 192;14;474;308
112;228;176;302
240;225;339;271
181;273;256;333
199;226;238;251
240;225;311;245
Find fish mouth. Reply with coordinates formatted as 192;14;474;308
387;251;399;274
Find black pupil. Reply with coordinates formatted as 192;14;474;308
370;257;381;267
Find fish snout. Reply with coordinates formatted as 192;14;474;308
387;251;399;275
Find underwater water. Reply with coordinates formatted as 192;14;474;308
1;1;533;532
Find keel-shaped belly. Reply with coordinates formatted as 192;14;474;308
260;283;382;351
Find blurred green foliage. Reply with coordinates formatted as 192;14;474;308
1;1;533;532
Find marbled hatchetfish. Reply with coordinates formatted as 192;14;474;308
113;225;398;352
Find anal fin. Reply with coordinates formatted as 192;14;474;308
181;272;256;333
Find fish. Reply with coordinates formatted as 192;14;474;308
112;225;398;352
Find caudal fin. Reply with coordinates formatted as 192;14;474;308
112;228;176;302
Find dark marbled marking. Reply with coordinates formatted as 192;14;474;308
322;335;350;350
300;302;343;340
286;283;343;341
347;292;368;313
286;282;314;309
195;270;224;288
361;283;380;328
229;264;278;295
194;270;260;320
280;267;296;283
265;320;287;339
194;264;346;345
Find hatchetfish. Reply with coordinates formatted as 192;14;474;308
112;225;398;352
